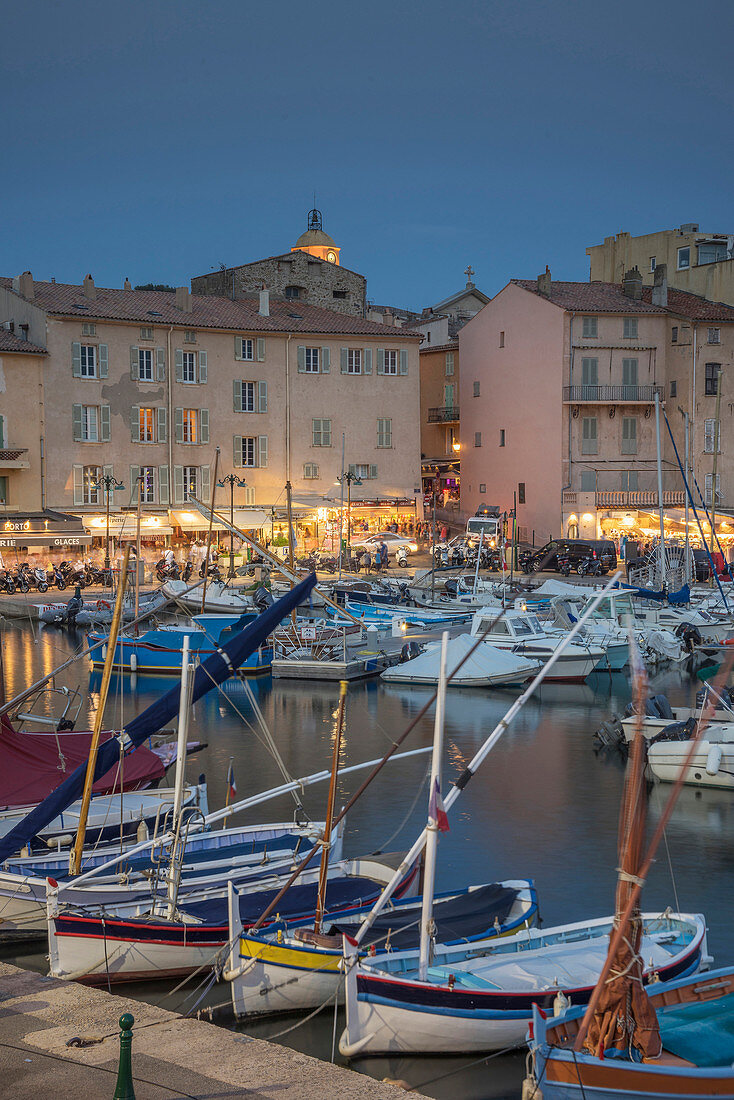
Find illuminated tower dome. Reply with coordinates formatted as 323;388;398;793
291;208;340;265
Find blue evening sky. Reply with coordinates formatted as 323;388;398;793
3;0;733;310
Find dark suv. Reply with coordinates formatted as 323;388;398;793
527;539;617;574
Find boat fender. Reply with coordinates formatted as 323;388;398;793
706;743;723;776
130;653;137;672
552;989;570;1016
522;1079;542;1100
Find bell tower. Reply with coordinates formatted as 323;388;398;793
291;208;341;265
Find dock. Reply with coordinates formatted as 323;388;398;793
0;962;406;1098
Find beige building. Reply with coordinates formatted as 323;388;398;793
588;223;734;304
0;273;421;553
419;340;460;498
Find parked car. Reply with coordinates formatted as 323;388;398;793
350;532;419;556
527;538;617;574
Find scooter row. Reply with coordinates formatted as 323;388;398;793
0;560;114;595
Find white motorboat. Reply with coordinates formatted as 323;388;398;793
162;578;258;614
648;728;734;790
469;609;603;682
381;633;540;687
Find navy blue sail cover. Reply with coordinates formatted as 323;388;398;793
0;573;316;863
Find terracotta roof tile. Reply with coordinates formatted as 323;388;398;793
641;285;734;322
512;279;668;314
0;278;419;339
0;329;47;354
420;341;459;354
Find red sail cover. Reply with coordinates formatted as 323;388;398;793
0;715;165;809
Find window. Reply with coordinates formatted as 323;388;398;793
304;463;319;479
80;344;97;377
140;326;153;340
351;463;377;479
499;429;505;447
474;431;482;447
238;381;256;412
705;473;722;505
699;243;728;265
582;316;598;338
705;363;721;395
83;465;101;505
184;330;196;343
473;380;480;397
581;357;598;391
446;426;458;453
139;407;156;443
444;383;454;408
284;286;300;299
182;466;198;500
312;418;332;447
238;339;254;361
499;331;505;348
347;348;362;374
332;290;347;299
704;418;721;453
708;328;721;344
238;437;257;467
0;477;7;505
176;349;207;383
182;409;198;443
677;247;690;270
82;322;96;336
621;417;637;454
138;466;156;503
580;470;595;491
305;347;320;373
81;405;98;442
622;358;638;393
138;348;154;381
623;318;638;339
518;482;526;504
670;380;677;398
649;257;656;273
581;417;598;454
377;418;392;448
73;403;110;443
181;351;196;383
672;326;678;343
383;350;398;374
621;471;638;491
445;352;454;376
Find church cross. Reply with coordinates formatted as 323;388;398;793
464;265;475;281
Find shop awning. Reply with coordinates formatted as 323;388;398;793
82;513;172;538
0;510;91;549
169;508;268;531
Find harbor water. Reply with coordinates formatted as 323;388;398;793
3;617;734;1099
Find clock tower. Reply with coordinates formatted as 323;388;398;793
291;208;341;265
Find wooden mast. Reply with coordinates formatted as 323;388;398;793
313;679;347;934
200;446;221;613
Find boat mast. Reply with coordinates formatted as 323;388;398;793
134;471;142;622
710;366;723;585
200;445;221;613
418;632;448;981
313;679;348;934
654;391;666;587
68;544;131;876
165;634;193;918
285;480;297;628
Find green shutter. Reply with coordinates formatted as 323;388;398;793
175;349;184;381
158;465;169;505
72;342;82;377
234;336;243;361
174;407;184;443
369;464;378;479
348;464;356;476
581;358;598;386
399;349;408;375
130;346;139;380
72;404;83;442
297;346;306;372
100;405;111;442
364;348;372;375
256;337;265;362
376;348;385;375
233;436;243;468
157;407;167;443
156;347;166;381
200;465;211;502
340;348;349;374
258;435;268;468
200;408;210;444
99;344;109;378
130;466;140;501
321;347;330;373
72;464;84;505
234;379;243;412
130;406;140;442
258;380;267;413
173;465;184;504
198;350;208;383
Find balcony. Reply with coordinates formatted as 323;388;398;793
563;489;685;509
0;448;29;469
563;385;664;404
428;406;460;423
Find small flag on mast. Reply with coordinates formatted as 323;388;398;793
226;760;237;800
429;776;450;832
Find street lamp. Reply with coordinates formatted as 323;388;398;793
217;473;248;578
335;470;362;552
92;473;125;573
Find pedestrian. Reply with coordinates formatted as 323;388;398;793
380;539;388;570
440;525;448;542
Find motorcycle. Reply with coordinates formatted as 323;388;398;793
49;563;67;590
0;569;16;594
395;546;409;568
156;558;180;582
11;566;30;593
198;562;222;582
60;561;87;588
557;553;572;577
17;563;49;593
576;555;604;577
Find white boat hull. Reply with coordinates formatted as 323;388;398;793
648;739;734;789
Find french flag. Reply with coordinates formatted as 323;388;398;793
227;761;237;800
429;777;450;832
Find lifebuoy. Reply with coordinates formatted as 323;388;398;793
97;599;112;612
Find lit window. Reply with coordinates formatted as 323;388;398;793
182;409;198;443
305;347;320;373
383;350;398;375
138;348;153;381
312;418;332;447
139;407;155;443
182;466;198;501
139;466;155;502
83;465;101;505
623;318;638;339
80;345;97;377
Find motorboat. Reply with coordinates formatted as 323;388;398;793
469;609;603;682
381;633;541;687
647;727;734;790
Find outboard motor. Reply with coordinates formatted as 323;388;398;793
399;641;423;663
253;585;273;612
675;622;703;653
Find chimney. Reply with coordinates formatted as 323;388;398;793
651;263;668;307
83;273;96;300
175;286;192;313
537;265;552;297
123;277;132;291
259;287;270;317
15;271;35;300
622;266;643;300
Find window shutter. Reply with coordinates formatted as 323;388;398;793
174;407;184;443
321;347;330;373
0;415;5;448
234;337;243;361
622;358;638;386
103;464;114;505
100;404;111;442
297;345;306;372
130;346;139;380
173;465;184;504
157;406;167;443
99;344;109;378
156;347;166;381
200;464;211;502
158;465;169;505
399;349;408;375
348;464;356;476
233;436;243;468
258;435;268;468
175;349;184;382
72;342;82;377
377;348;385;374
200;408;210;444
198;350;208;383
130;406;140;443
130;466;140;501
72;464;84;506
72;404;83;442
369;464;378;480
258;380;268;413
364;348;372;374
233;379;243;412
340;348;349;374
257;337;265;362
581;358;598;386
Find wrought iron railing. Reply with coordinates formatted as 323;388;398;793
563;385;664;403
427;406;460;423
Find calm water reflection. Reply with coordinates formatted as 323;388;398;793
2;619;733;1099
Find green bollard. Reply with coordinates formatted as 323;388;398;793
113;1013;135;1100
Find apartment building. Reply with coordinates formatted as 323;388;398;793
0;273;421;551
420;341;460;494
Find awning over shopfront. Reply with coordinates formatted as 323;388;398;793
170;508;268;531
82;513;173;538
0;510;91;549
